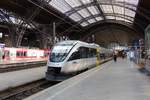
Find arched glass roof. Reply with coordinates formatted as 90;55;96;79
49;0;139;27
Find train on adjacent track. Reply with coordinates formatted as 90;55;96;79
46;40;112;81
0;46;49;61
145;24;150;71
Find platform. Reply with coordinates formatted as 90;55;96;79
0;58;47;68
0;58;47;65
0;67;46;92
25;58;150;100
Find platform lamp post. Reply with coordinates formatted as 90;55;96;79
139;39;144;64
53;22;56;45
23;37;28;47
0;32;2;43
0;32;2;39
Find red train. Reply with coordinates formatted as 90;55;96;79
0;47;49;61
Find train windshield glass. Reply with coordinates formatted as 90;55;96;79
50;45;72;62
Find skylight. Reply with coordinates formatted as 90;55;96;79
97;0;112;3
9;17;34;28
124;19;133;23
65;0;82;8
88;19;96;23
106;16;115;19
125;0;139;6
69;13;82;21
48;0;139;27
10;17;23;24
100;5;113;13
87;6;100;15
125;8;136;18
95;17;103;21
78;9;91;18
113;6;124;15
115;17;125;21
49;0;71;13
81;22;89;26
125;16;134;21
81;0;93;4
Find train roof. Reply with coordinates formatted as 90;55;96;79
56;40;78;46
56;40;99;48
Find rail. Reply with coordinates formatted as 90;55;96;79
0;79;58;100
0;61;47;73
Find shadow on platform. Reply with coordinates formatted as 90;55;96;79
138;67;150;76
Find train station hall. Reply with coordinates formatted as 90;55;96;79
0;0;150;100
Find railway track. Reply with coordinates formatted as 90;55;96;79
0;61;47;73
0;58;112;99
0;79;58;100
0;58;112;73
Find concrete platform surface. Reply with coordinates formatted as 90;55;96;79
25;59;150;100
0;67;46;91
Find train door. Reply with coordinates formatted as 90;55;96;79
0;44;5;61
64;47;87;73
7;48;16;60
36;50;40;59
44;49;49;58
0;49;2;61
79;47;87;70
4;50;9;60
96;48;100;66
65;48;82;73
16;48;25;60
87;48;97;68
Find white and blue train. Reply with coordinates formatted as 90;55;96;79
46;40;112;81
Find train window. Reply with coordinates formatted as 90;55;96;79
88;48;92;58
93;49;97;57
79;47;87;58
79;47;96;58
17;51;23;57
50;53;68;62
86;48;89;58
68;47;97;61
24;52;27;56
21;52;22;56
88;48;93;58
87;48;97;58
68;50;81;61
5;51;9;57
17;52;20;56
44;53;47;57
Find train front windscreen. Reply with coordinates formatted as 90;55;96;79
49;45;73;62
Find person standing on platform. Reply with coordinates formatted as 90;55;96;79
129;50;135;61
113;51;117;62
127;51;130;60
